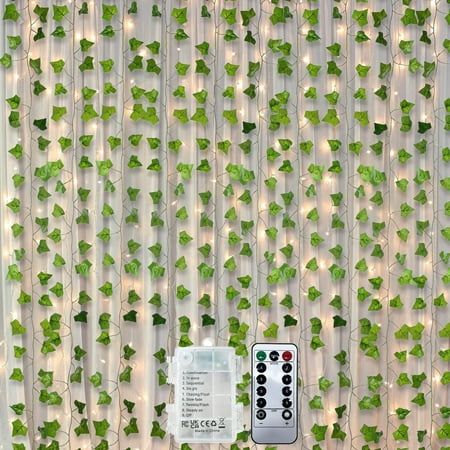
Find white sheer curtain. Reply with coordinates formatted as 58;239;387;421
0;0;449;449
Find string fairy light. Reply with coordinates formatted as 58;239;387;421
0;0;447;448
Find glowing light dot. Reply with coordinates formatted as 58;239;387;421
202;337;214;347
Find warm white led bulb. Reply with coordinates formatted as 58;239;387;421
201;337;214;347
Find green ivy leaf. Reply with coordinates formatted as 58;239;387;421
352;9;369;26
102;4;118;20
171;7;187;25
311;423;328;442
53;4;69;21
11;419;27;437
3;4;20;21
263;323;279;338
221;8;236;25
303;8;319;25
150;421;166;439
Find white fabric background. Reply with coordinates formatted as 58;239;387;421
0;0;449;449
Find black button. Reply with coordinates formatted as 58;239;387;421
269;351;279;361
282;410;292;420
256;409;266;420
282;363;292;373
256;362;266;373
282;398;292;408
256;398;266;408
282;387;292;396
256;386;267;396
256;374;267;384
282;375;292;385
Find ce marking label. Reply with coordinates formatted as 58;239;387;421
200;420;216;428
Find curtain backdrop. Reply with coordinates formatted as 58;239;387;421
0;0;449;449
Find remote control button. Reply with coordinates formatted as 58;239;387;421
282;375;292;385
256;374;267;384
269;351;279;361
256;409;266;420
282;409;292;420
282;351;292;361
282;363;292;373
256;398;267;408
282;387;292;396
256;386;267;396
256;351;266;361
256;362;266;373
282;398;292;408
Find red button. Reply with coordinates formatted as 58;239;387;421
282;351;292;361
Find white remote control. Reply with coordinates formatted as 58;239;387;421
251;343;298;444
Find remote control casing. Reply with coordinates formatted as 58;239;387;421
251;343;298;444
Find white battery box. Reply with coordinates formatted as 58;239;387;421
167;346;243;443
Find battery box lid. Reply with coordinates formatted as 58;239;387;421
167;346;243;443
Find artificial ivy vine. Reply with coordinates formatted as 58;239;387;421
1;0;450;449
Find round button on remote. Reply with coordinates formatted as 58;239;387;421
282;410;292;420
256;386;267;396
256;409;266;420
282;398;292;408
282;351;292;361
282;386;292;396
256;374;267;384
256;351;266;361
256;398;267;408
256;362;266;373
269;351;279;361
282;363;292;373
282;375;292;385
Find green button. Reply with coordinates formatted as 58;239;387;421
256;351;266;361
